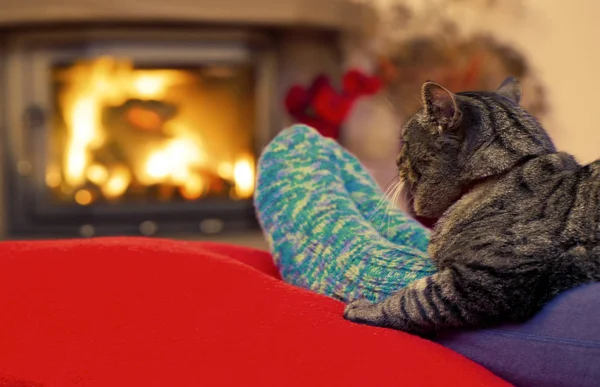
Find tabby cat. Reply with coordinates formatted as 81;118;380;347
344;78;600;336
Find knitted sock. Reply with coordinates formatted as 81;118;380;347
254;125;436;303
334;143;430;252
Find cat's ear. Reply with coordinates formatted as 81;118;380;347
496;77;521;103
421;81;462;132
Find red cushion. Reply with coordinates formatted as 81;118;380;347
0;237;509;386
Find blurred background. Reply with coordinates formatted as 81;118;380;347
0;0;597;247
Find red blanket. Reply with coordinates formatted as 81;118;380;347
0;237;510;386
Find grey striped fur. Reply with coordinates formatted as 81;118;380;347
344;78;600;336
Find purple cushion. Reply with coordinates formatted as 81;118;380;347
437;283;600;387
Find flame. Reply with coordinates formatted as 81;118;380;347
102;166;131;200
87;164;108;186
233;156;255;199
133;74;165;98
180;175;206;200
64;97;97;186
130;70;191;99
142;136;204;185
53;57;256;204
217;162;233;180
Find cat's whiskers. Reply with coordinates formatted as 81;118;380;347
385;180;405;238
371;178;401;240
384;187;396;238
382;93;399;115
399;179;413;207
369;178;400;222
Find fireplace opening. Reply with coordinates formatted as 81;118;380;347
4;31;277;238
49;58;256;206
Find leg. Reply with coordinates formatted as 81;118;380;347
257;124;430;249
254;125;436;303
344;270;480;336
332;145;430;251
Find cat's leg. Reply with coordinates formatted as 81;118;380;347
344;269;485;336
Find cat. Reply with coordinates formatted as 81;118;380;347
344;77;600;336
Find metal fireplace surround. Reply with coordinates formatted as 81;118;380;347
0;28;281;238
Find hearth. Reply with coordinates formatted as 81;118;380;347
2;29;279;238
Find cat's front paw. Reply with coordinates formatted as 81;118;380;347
343;299;385;327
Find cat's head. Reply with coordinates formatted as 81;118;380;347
398;77;556;221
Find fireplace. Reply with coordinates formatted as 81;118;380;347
0;0;357;240
51;58;257;203
2;29;280;238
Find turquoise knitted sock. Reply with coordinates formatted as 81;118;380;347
335;145;430;252
254;125;436;303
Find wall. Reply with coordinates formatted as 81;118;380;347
463;0;600;164
341;0;600;205
0;44;5;237
277;30;343;127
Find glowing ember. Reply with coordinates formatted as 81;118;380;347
75;189;93;205
180;175;206;200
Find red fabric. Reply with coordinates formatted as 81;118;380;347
0;237;510;387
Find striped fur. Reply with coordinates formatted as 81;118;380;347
344;78;600;336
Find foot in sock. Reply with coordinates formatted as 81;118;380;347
332;141;430;251
254;125;436;303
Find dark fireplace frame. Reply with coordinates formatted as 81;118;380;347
0;27;280;238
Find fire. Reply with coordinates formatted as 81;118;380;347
142;136;204;185
64;96;98;187
51;57;256;205
102;166;131;199
86;164;109;186
233;156;255;199
181;175;206;200
133;74;166;98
